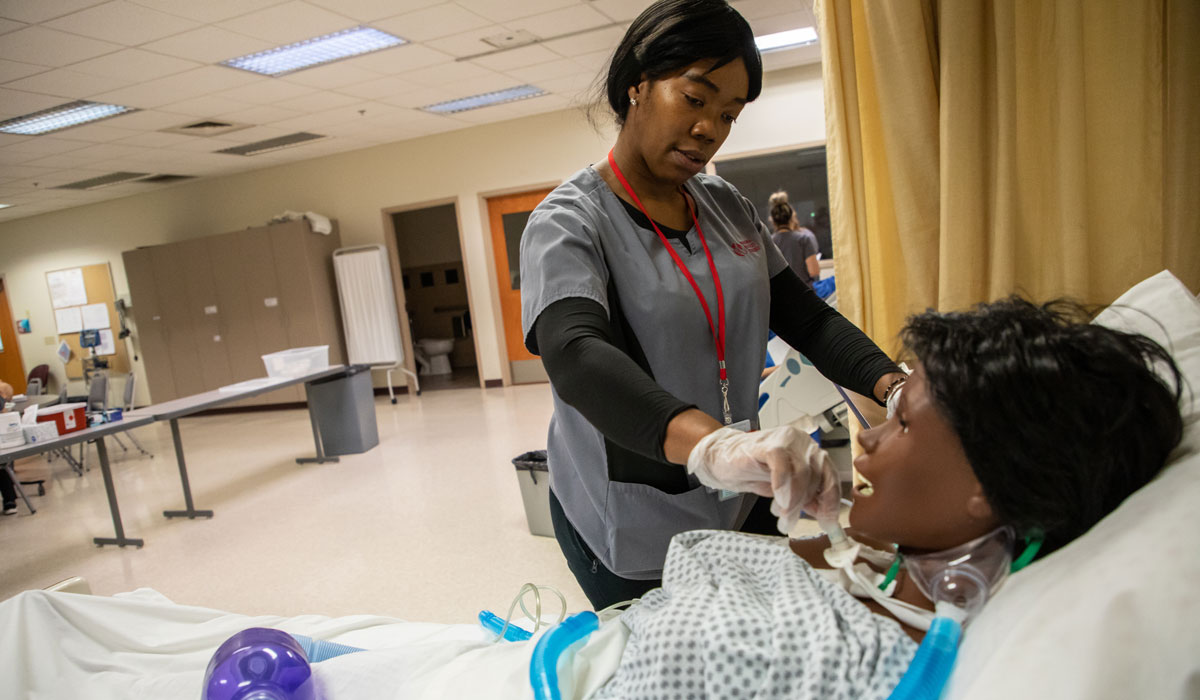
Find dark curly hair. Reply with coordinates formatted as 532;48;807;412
603;0;762;126
901;297;1184;559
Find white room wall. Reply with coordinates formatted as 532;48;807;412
0;63;823;405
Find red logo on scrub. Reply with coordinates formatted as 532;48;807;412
730;240;761;256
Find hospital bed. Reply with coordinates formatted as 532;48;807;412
0;271;1196;700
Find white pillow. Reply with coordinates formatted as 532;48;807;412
944;270;1200;700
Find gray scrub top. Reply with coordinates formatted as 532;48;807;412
521;166;789;579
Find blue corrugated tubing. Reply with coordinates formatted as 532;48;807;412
886;616;962;700
529;611;599;700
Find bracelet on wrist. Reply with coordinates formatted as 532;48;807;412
881;375;907;403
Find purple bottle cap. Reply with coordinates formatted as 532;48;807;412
202;627;316;700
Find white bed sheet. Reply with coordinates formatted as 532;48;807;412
0;586;626;700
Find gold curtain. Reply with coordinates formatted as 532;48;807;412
818;0;1200;349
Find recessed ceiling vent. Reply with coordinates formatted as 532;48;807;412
161;120;251;137
53;172;149;190
138;174;197;184
215;132;326;156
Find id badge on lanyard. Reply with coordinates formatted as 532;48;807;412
606;151;735;425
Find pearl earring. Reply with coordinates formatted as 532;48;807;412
630;97;638;106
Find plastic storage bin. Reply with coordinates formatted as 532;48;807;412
513;450;553;537
306;365;378;456
263;346;329;379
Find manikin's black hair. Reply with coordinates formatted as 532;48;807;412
603;0;762;126
902;297;1184;559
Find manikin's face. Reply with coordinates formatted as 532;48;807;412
849;366;1000;553
624;58;749;184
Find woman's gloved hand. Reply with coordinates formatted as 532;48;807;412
687;425;839;533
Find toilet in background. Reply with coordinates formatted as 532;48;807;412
414;338;454;375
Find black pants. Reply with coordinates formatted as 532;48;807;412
548;488;779;610
0;468;16;505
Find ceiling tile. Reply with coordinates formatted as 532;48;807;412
277;61;385;89
217;1;356;45
0;58;48;83
215;103;304;125
0;18;26;35
6;68;131;99
161;94;254;118
45;1;200;46
748;11;814;36
506;5;612;40
537;70;597;98
305;0;443;22
21;151;104;169
141;26;274;64
377;85;456;110
125;0;292;23
114;130;207;149
0;149;48;166
499;57;585;84
731;0;802;20
68;48;201;82
334;75;419;100
397;60;496;88
48;122;142;143
0;0;109;24
0;26;122;67
373;4;493;43
426;26;511;59
456;0;578;24
0;87;65;117
345;44;452;75
587;0;650;22
91;65;260;109
275;89;361;113
472;43;561;72
541;25;623;57
571;47;615;73
101;108;192;131
213;79;315;105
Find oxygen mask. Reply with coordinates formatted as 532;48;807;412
902;526;1015;623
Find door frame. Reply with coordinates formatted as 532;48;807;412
0;275;27;394
381;197;485;389
477;179;560;387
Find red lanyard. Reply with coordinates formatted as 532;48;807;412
607;150;732;425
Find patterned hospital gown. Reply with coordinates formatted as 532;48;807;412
591;530;917;700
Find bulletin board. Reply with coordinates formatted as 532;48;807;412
45;263;131;380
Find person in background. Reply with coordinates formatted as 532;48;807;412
769;190;821;287
0;379;17;514
520;0;907;609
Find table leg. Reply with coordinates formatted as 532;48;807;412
92;438;143;548
3;462;36;514
163;418;214;519
296;381;338;465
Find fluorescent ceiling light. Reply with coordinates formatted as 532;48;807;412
422;85;545;114
0;204;12;210
0;101;136;135
755;27;818;52
222;26;406;76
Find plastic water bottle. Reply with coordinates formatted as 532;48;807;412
202;627;316;700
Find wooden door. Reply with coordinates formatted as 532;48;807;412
123;248;177;402
486;187;553;384
232;226;301;404
149;244;206;398
0;278;26;394
176;238;233;391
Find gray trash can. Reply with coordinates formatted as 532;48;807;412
513;450;553;537
306;365;379;456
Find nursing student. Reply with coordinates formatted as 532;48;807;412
520;0;906;609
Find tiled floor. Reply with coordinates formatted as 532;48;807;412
0;384;590;624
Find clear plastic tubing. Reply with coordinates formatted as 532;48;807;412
202;627;316;700
886;615;962;700
529;611;599;700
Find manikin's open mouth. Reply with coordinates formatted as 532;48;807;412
852;468;874;497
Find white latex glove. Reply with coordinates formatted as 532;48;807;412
687;425;835;533
772;449;840;534
885;382;904;420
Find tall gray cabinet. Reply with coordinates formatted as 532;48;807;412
123;219;345;406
